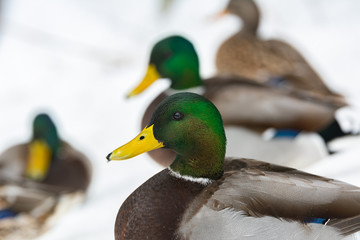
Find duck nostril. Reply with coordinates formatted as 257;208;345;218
139;136;145;140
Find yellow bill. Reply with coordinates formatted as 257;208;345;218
127;64;161;98
26;140;51;181
207;9;229;22
107;125;164;161
217;9;229;18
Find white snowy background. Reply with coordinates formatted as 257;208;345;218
0;0;359;239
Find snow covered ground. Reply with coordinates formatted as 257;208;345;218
0;0;359;239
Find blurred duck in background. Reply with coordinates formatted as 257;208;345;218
126;35;359;168
108;93;360;240
215;0;345;104
0;113;92;239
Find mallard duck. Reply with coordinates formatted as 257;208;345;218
0;178;84;239
0;113;92;239
215;0;344;102
107;92;360;240
126;35;348;167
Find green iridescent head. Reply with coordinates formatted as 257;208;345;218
26;113;61;180
108;93;226;180
32;113;60;155
127;36;203;97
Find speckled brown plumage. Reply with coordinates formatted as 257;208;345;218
216;0;344;102
0;140;90;239
0;176;83;240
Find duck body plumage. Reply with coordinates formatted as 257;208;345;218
115;158;360;240
115;168;204;240
202;77;342;130
0;178;84;239
0;139;91;239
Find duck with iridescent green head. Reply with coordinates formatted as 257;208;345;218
126;35;350;168
108;92;360;240
0;113;91;190
0;113;92;239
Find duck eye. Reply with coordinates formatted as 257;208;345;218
172;112;184;121
163;51;173;59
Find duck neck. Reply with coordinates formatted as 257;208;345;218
169;70;203;90
43;135;61;160
169;137;225;181
238;0;260;35
241;15;259;35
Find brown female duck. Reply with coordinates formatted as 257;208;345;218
216;0;344;102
